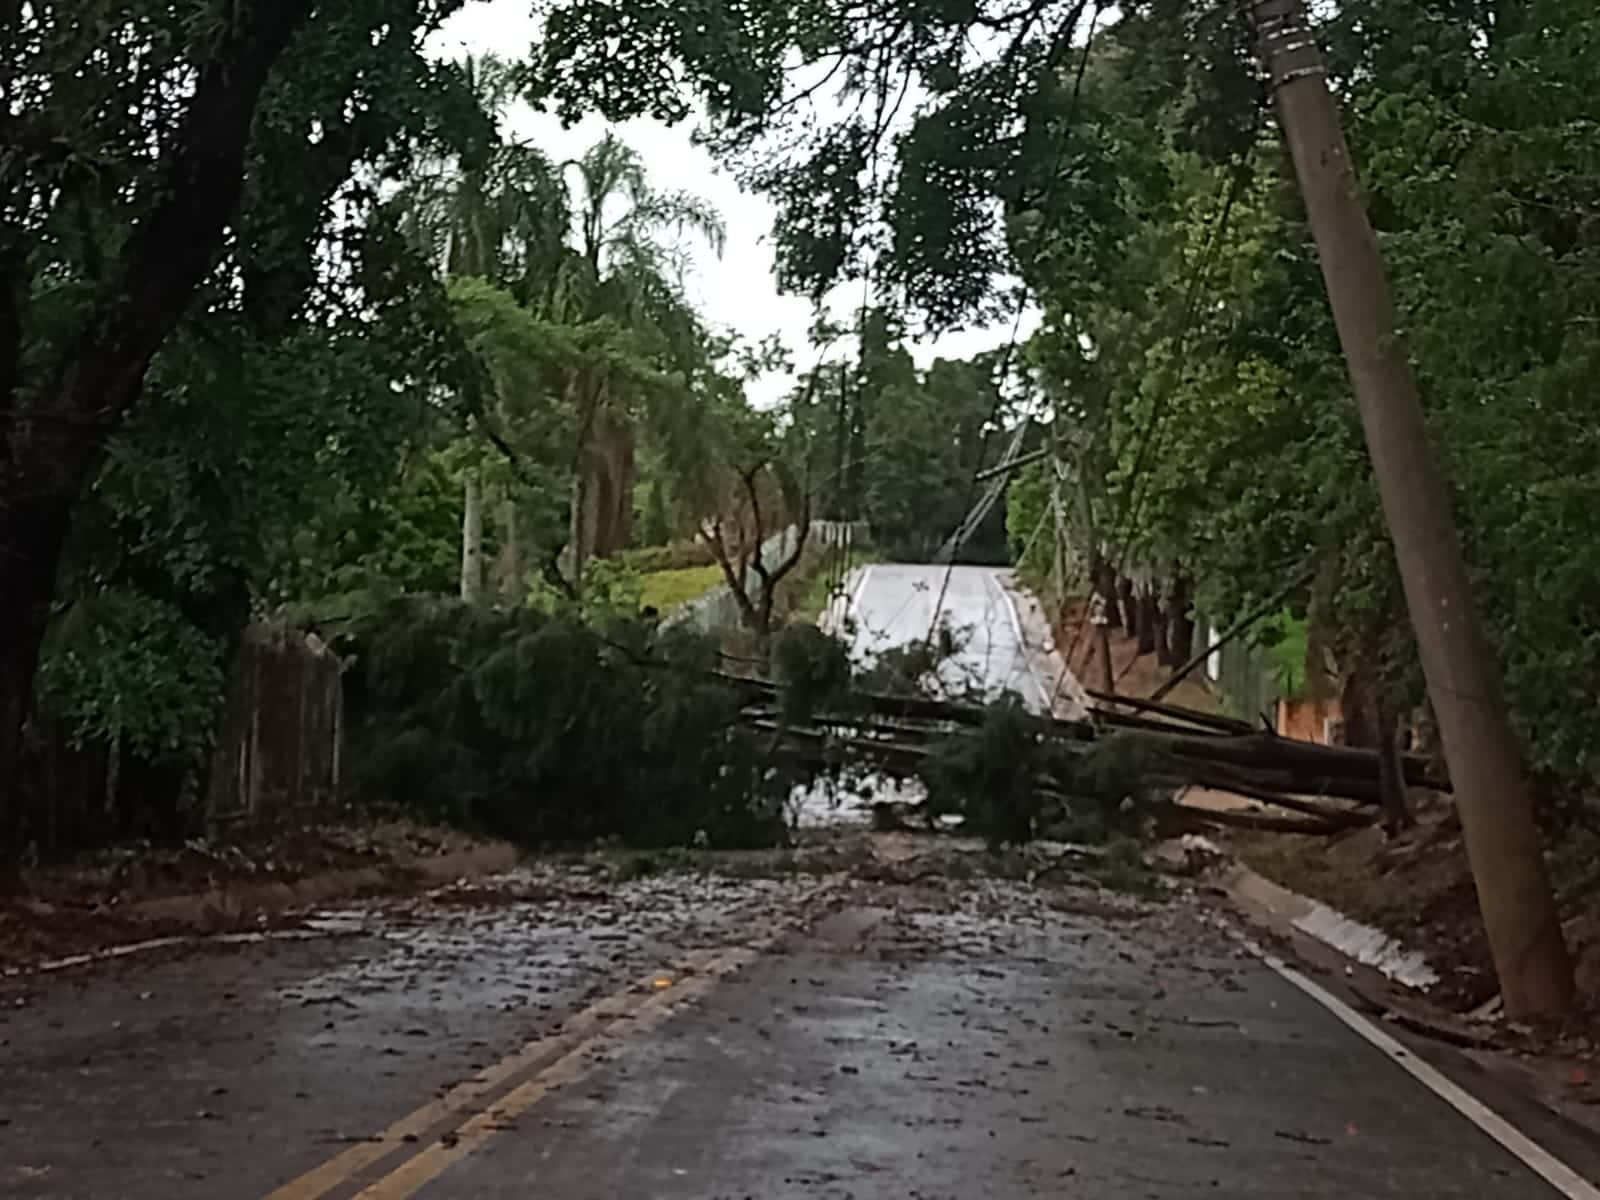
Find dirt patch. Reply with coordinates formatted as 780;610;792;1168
1;820;514;972
1053;599;1221;715
1228;797;1500;1008
17;819;487;907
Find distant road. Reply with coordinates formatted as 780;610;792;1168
824;562;1089;718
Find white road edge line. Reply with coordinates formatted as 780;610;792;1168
991;570;1078;717
987;568;1027;647
848;564;873;617
1253;944;1600;1198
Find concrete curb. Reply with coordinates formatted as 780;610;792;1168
126;842;521;927
1209;851;1600;1163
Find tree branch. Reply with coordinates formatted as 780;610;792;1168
742;464;772;593
701;517;760;627
56;1;317;428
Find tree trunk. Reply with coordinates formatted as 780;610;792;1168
497;495;522;603
1136;586;1158;656
567;460;589;601
1117;575;1138;633
605;416;636;555
576;406;636;562
1168;574;1195;664
1338;655;1382;750
0;498;72;884
1252;0;1572;1015
1153;585;1174;667
1376;695;1412;835
460;472;483;604
1097;624;1115;695
1094;558;1122;631
0;0;316;882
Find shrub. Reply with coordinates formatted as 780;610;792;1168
344;598;794;849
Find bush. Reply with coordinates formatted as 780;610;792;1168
916;704;1156;849
619;539;716;575
344;598;794;850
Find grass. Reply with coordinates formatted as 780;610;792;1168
638;564;724;613
795;543;880;626
1228;811;1462;933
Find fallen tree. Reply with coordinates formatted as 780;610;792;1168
335;607;1427;851
745;632;1438;843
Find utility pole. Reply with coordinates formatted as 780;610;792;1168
1248;0;1572;1015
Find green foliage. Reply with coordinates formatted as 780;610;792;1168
920;699;1047;849
620;540;716;574
35;591;225;767
918;704;1158;849
771;624;854;724
345;599;790;849
784;311;1016;562
1005;460;1054;591
637;564;723;613
639;478;673;546
1260;610;1310;702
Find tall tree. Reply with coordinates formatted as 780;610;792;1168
392;55;572;603
558;133;726;584
0;0;494;869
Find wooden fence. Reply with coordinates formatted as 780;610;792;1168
18;622;344;857
204;623;343;829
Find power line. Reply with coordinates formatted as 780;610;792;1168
1052;127;1259;691
924;0;1106;645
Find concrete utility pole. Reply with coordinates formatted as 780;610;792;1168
1248;0;1572;1015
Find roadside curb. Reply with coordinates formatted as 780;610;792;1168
1208;852;1600;1182
4;842;521;979
128;842;520;925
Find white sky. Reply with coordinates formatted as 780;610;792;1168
426;1;1038;408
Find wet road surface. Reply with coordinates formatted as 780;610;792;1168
0;848;1584;1199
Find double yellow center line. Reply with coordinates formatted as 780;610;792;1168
265;878;842;1200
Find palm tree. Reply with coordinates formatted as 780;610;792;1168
392;55;570;603
396;84;725;601
557;134;725;590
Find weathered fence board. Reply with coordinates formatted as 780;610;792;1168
18;622;344;857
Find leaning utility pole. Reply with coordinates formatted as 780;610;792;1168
1248;0;1572;1015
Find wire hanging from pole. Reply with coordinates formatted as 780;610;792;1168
923;0;1106;646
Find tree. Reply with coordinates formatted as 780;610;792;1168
0;0;500;868
391;56;573;603
559;133;726;583
654;336;813;643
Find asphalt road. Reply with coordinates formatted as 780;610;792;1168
0;858;1581;1199
1;565;1593;1199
